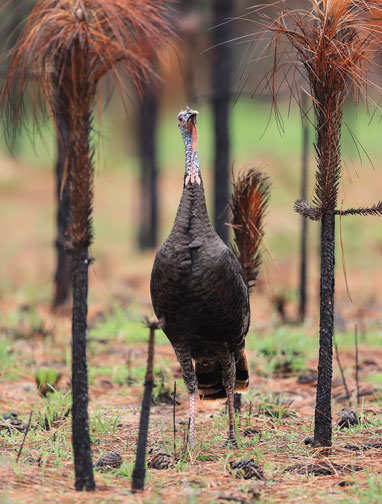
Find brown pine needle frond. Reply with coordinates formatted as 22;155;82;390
230;169;270;293
294;199;323;220
0;0;174;138
295;199;382;219
335;201;382;217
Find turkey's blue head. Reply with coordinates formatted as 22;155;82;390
178;106;200;186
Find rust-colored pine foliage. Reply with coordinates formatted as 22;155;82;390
230;169;270;294
246;0;382;448
0;0;173;491
1;0;172;120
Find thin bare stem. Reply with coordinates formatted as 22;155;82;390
355;325;360;405
173;381;177;459
132;318;159;492
16;411;33;463
334;340;351;405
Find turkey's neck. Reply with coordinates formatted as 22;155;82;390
183;132;201;186
172;137;214;237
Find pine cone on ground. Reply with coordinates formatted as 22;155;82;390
229;460;265;480
147;448;172;470
94;451;123;471
243;427;260;437
24;455;42;466
337;409;360;429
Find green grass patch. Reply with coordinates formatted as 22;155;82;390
35;368;62;397
88;304;168;345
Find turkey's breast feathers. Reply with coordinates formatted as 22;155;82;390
150;181;249;360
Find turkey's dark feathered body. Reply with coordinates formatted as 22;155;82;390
151;177;250;398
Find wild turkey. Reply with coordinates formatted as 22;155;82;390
150;106;269;445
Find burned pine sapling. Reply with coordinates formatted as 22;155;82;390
252;0;382;447
132;318;162;492
1;0;173;490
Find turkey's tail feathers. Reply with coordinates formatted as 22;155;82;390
230;169;270;294
235;351;249;391
196;360;226;400
196;352;249;400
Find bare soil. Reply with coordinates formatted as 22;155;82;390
1;158;382;503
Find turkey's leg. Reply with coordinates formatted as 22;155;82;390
220;351;238;445
227;388;237;443
188;391;197;447
172;342;198;447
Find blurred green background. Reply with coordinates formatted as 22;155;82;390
0;0;381;325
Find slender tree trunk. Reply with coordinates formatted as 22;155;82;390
58;47;95;490
298;92;309;322
211;0;233;244
132;324;156;491
312;96;342;447
131;381;154;490
71;246;94;491
69;97;95;490
314;212;335;447
53;112;72;308
138;86;159;249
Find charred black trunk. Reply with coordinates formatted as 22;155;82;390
211;0;233;244
131;381;154;491
138;86;159;249
298;93;309;322
59;49;95;490
53;112;72;308
310;88;342;447
132;325;156;491
71;246;95;491
314;212;335;447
